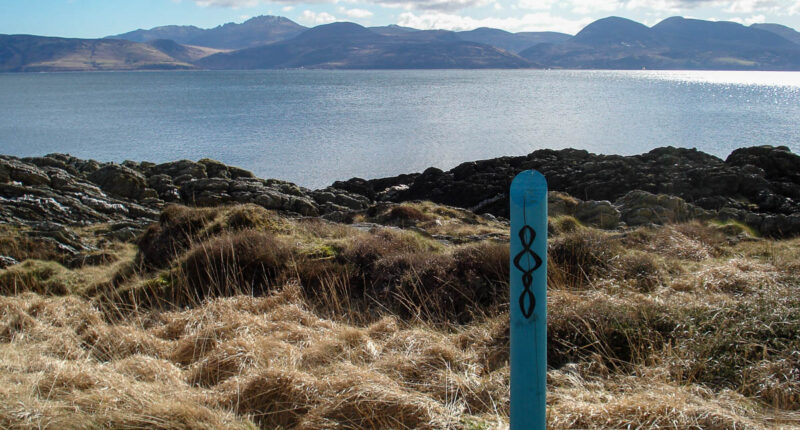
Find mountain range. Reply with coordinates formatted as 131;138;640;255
1;15;799;72
520;16;800;70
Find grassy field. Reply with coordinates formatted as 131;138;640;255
0;202;798;429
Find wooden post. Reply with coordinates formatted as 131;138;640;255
509;170;548;430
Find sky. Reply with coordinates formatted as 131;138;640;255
2;0;799;38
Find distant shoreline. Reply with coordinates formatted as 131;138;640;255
3;16;800;72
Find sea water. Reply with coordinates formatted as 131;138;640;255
1;69;798;188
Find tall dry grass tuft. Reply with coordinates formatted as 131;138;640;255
547;228;622;289
181;230;295;300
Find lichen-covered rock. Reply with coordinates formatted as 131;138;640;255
151;160;207;181
228;165;255;179
616;190;711;227
311;188;370;210
574;200;621;229
0;157;50;186
198;158;231;179
22;156;80;175
290;196;319;216
0;255;19;269
148;174;181;202
88;164;149;200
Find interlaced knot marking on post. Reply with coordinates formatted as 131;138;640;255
513;224;542;319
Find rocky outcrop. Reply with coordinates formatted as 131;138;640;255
0;155;368;236
88;164;155;200
0;158;50;186
547;189;711;229
332;145;800;237
4;145;800;246
616;190;713;227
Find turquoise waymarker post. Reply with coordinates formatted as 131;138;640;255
509;170;548;430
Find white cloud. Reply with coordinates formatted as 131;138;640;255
193;0;490;10
619;0;793;14
567;0;619;14
728;13;767;24
516;0;556;11
397;11;591;33
724;0;780;14
282;5;294;11
189;0;800;20
373;0;492;12
300;9;338;24
194;0;261;7
337;6;374;17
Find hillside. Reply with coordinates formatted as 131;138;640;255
455;28;571;53
521;16;800;70
751;23;800;45
0;35;195;72
1;149;799;428
110;15;307;50
196;22;533;69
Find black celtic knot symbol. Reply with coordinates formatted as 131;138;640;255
514;224;542;319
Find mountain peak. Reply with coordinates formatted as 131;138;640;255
244;15;296;25
573;16;654;46
294;22;375;42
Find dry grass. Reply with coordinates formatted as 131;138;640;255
360;202;508;241
0;225;64;263
1;203;799;429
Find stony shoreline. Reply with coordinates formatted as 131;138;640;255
1;144;799;262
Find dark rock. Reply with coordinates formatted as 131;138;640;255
311;188;370;211
88;164;149;200
148;174;181;202
26;222;95;256
760;214;800;237
66;251;118;269
726;145;800;183
332;174;418;200
44;167;76;190
228;165;255;179
615;190;711;226
291;196;320;216
574;200;621;229
0;157;50;186
122;160;143;172
198;158;231;179
335;145;800;237
151;160;207;180
0;255;19;269
265;180;305;197
22;156;80;175
103;222;146;242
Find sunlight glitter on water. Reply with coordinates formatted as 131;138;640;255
621;70;800;88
